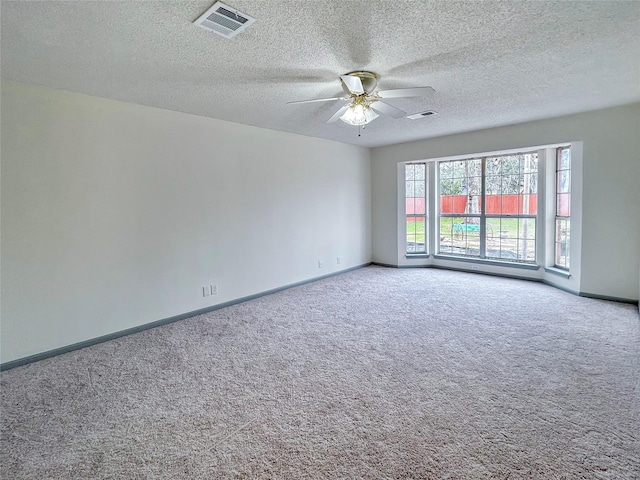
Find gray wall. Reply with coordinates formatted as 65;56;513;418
1;82;372;363
2;81;638;364
371;103;640;301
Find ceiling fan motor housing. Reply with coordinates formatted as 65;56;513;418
341;71;378;95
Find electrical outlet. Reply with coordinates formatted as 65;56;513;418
318;260;323;268
203;286;211;297
471;265;480;271
211;284;218;295
336;257;341;265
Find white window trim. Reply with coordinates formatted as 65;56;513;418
436;152;539;265
396;142;583;295
553;146;572;270
404;163;428;255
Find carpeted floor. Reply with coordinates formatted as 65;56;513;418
1;266;639;479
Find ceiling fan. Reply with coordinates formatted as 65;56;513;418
287;71;434;126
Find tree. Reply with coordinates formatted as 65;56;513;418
464;159;481;224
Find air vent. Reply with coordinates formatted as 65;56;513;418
194;2;255;39
407;110;438;120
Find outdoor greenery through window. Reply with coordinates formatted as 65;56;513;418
438;152;538;263
406;163;426;253
555;146;571;269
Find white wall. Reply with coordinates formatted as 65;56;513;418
1;82;372;363
372;103;640;302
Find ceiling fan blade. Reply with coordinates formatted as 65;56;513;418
327;105;350;123
340;75;364;94
376;86;435;99
287;97;346;105
370;100;406;119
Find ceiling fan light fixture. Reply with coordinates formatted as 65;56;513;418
288;71;433;127
340;103;379;126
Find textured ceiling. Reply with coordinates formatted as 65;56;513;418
2;1;639;147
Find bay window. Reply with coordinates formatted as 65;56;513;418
437;152;539;264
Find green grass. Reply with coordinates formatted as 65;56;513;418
431;216;537;261
406;219;426;244
407;217;536;249
437;217;534;239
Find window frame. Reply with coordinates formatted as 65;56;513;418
554;146;571;270
437;152;539;265
405;163;427;255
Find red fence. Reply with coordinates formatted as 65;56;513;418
406;198;426;215
407;195;538;215
439;196;467;214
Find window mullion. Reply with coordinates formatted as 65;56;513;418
480;157;487;259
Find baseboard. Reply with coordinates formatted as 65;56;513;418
371;261;424;269
431;264;546;284
374;261;541;282
543;279;639;305
1;263;372;371
578;291;639;305
540;278;579;296
373;262;639;306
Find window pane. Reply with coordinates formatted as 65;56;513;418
440;195;467;214
438;152;538;265
406;216;426;254
439;217;459;254
459;224;481;257
439;217;480;257
557;170;570;193
556;193;571;217
467;195;481;215
486;157;501;178
406;197;415;214
485;217;536;263
485;194;502;215
520;240;535;262
505;175;520;194
405;181;414;197
406;163;427;254
560;148;571;170
407;217;416;235
406;164;415;180
467;179;482;196
555;218;570;268
524;172;537;194
521;194;535;215
554;147;571;269
486;217;503;259
418;219;425;251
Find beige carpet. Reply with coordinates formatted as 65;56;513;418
2;266;639;479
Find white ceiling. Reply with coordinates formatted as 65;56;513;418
2;1;639;148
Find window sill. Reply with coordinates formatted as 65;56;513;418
405;253;430;259
433;254;541;270
544;267;571;279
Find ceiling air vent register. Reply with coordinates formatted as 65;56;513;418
194;2;255;39
407;110;438;120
